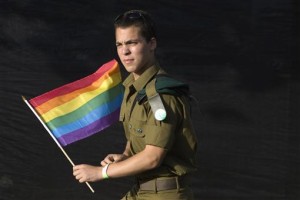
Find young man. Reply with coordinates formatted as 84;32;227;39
73;10;198;199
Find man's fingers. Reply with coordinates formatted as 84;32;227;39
74;172;87;183
100;154;123;166
100;160;107;166
79;179;85;183
101;157;113;166
73;164;85;181
73;169;81;176
79;176;85;183
104;156;114;163
73;165;81;175
75;173;82;180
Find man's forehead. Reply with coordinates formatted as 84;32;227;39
115;27;145;42
115;26;142;36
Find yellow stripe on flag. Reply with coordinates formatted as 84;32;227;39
40;72;121;123
36;66;119;114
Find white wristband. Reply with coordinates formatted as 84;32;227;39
102;164;110;179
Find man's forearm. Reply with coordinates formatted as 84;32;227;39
106;145;166;178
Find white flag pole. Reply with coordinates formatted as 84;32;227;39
22;96;95;193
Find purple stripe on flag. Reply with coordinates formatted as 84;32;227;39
57;108;120;146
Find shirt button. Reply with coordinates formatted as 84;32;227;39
136;128;143;133
129;124;132;129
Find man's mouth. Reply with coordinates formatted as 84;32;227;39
123;59;134;64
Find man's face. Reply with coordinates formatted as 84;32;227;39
115;26;156;80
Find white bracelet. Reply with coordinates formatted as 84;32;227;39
102;164;110;179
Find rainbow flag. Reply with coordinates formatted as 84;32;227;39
29;59;123;146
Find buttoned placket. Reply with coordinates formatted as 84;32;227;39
125;85;137;130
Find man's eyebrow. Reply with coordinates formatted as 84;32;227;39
116;39;140;45
126;40;139;44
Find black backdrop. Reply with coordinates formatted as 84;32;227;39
0;1;299;199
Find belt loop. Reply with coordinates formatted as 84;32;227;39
154;178;157;193
175;176;180;192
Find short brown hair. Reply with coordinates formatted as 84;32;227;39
114;10;157;42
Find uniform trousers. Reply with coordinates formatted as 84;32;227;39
121;176;194;200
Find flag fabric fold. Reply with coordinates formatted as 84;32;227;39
29;59;123;146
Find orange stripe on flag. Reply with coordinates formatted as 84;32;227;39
35;67;120;115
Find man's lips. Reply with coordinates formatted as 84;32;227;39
123;59;134;64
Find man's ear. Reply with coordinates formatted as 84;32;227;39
149;37;157;50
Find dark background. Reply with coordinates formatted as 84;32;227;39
0;0;299;199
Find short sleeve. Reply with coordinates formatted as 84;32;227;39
144;94;183;150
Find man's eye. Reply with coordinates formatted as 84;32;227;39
128;41;138;45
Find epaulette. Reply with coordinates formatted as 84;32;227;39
136;74;190;121
136;74;190;104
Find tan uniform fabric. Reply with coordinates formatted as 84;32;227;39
121;183;194;200
119;64;198;199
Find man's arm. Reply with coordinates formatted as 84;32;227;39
73;144;166;183
106;144;166;177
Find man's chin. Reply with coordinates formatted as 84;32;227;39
123;65;135;73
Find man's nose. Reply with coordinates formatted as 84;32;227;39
122;45;130;55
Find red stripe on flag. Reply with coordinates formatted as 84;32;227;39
29;59;118;107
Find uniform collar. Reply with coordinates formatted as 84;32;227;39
123;63;160;92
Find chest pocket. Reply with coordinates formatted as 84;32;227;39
129;103;147;138
129;101;152;153
129;118;146;137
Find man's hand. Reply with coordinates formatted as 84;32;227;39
100;154;128;166
73;164;102;183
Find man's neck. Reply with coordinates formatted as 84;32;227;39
132;59;156;80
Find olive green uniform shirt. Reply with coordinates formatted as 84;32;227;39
119;64;197;179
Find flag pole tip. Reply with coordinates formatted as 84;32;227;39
21;95;26;101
